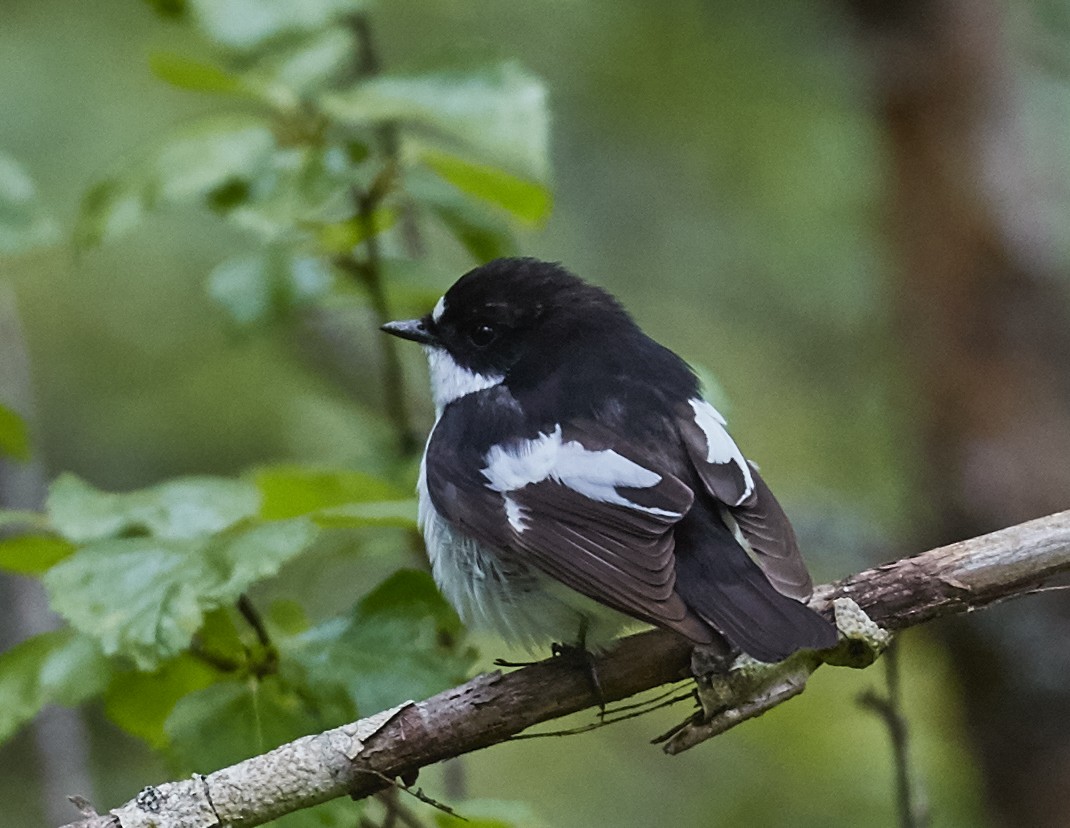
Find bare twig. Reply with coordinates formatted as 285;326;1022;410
336;12;419;455
57;511;1070;828
858;642;929;828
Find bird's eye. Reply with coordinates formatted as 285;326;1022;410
467;322;498;348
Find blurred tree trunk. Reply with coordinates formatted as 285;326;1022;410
0;284;96;825
847;1;1070;825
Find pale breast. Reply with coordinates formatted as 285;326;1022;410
417;460;632;651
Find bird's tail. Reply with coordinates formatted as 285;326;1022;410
673;505;838;662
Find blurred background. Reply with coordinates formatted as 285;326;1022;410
3;0;1070;825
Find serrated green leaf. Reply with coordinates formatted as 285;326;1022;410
165;677;323;771
0;152;57;253
0;534;75;575
254;465;405;519
189;0;368;52
43;519;319;668
46;473;260;543
285;570;473;716
0;403;30;460
0;629;110;745
104;653;218;749
149;52;244;94
421;149;551;225
321;62;549;179
206;250;334;327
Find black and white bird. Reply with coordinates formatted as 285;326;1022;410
382;258;837;662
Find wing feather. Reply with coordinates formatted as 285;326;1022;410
678;399;815;600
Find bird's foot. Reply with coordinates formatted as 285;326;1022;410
552;641;606;716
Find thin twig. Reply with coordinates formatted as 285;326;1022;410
858;642;929;828
507;690;695;740
237;593;272;648
342;12;419;454
367;770;464;821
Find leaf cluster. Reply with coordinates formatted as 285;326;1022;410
0;3;554;825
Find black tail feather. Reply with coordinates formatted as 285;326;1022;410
674;505;838;662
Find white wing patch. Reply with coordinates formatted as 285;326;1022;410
425;347;503;414
688;398;754;505
481;425;681;521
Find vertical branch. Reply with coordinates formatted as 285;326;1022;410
337;12;420;455
0;283;97;825
858;642;929;828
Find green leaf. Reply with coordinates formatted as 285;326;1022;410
285;570;473;716
405;168;516;263
435;800;547;828
430;204;516;264
165;679;313;770
189;0;368;52
421;149;551;225
142;0;187;19
76;116;275;247
46;474;260;543
254;465;405;519
0;151;57;254
149;52;245;94
0;534;75;575
150;116;276;203
104;653;218;749
75;176;146;248
0;509;47;531
0;403;30;460
243;28;356;105
316;208;398;254
43;519;319;668
0;629;110;745
321;62;550;179
314;500;418;529
206;249;334;327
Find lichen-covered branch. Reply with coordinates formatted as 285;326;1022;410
58;510;1070;828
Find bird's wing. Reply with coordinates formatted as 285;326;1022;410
425;403;713;643
676;397;814;600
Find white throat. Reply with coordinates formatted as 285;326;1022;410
425;347;503;414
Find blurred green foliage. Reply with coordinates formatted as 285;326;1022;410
0;0;1003;826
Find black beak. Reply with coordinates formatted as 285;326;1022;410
380;316;439;346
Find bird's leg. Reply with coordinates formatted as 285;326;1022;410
550;618;607;716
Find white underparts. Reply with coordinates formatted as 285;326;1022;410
417;455;631;650
424;347;503;413
688;398;754;505
481;424;680;518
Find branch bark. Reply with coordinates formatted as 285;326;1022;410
58;510;1070;828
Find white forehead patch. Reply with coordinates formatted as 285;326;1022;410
688;398;754;504
425;347;503;414
432;295;447;324
481;425;680;518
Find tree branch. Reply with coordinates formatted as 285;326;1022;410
58;510;1070;828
